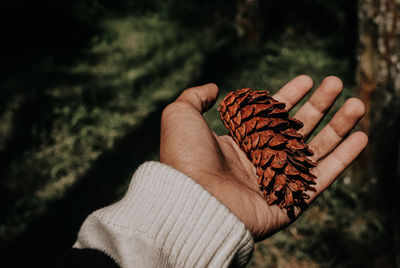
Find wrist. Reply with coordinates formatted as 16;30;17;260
75;161;254;267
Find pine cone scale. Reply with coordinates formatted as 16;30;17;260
218;88;317;214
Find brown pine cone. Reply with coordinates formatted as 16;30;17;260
218;88;317;214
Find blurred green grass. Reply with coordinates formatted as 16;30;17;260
1;1;394;267
0;15;206;242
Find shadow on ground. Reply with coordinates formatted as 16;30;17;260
2;100;166;267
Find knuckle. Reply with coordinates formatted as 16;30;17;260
181;88;192;97
161;103;178;120
161;102;188;120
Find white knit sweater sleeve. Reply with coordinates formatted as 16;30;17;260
73;161;254;267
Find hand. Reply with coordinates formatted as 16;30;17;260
160;76;368;240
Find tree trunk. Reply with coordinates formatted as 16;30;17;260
356;0;400;265
235;0;262;44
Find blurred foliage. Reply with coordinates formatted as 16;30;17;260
0;0;396;267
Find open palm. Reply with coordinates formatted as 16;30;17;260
160;75;368;241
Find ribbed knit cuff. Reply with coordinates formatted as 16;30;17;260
74;161;254;267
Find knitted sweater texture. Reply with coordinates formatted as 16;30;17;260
73;162;254;267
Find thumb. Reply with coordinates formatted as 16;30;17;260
175;83;219;113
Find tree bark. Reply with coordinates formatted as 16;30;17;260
235;0;262;44
356;0;400;266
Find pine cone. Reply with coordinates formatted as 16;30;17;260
218;88;317;214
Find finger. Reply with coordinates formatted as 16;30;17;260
308;98;365;162
307;131;368;202
160;84;220;165
294;76;343;138
272;75;314;111
175;83;219;113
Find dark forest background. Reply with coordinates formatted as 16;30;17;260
1;0;399;267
